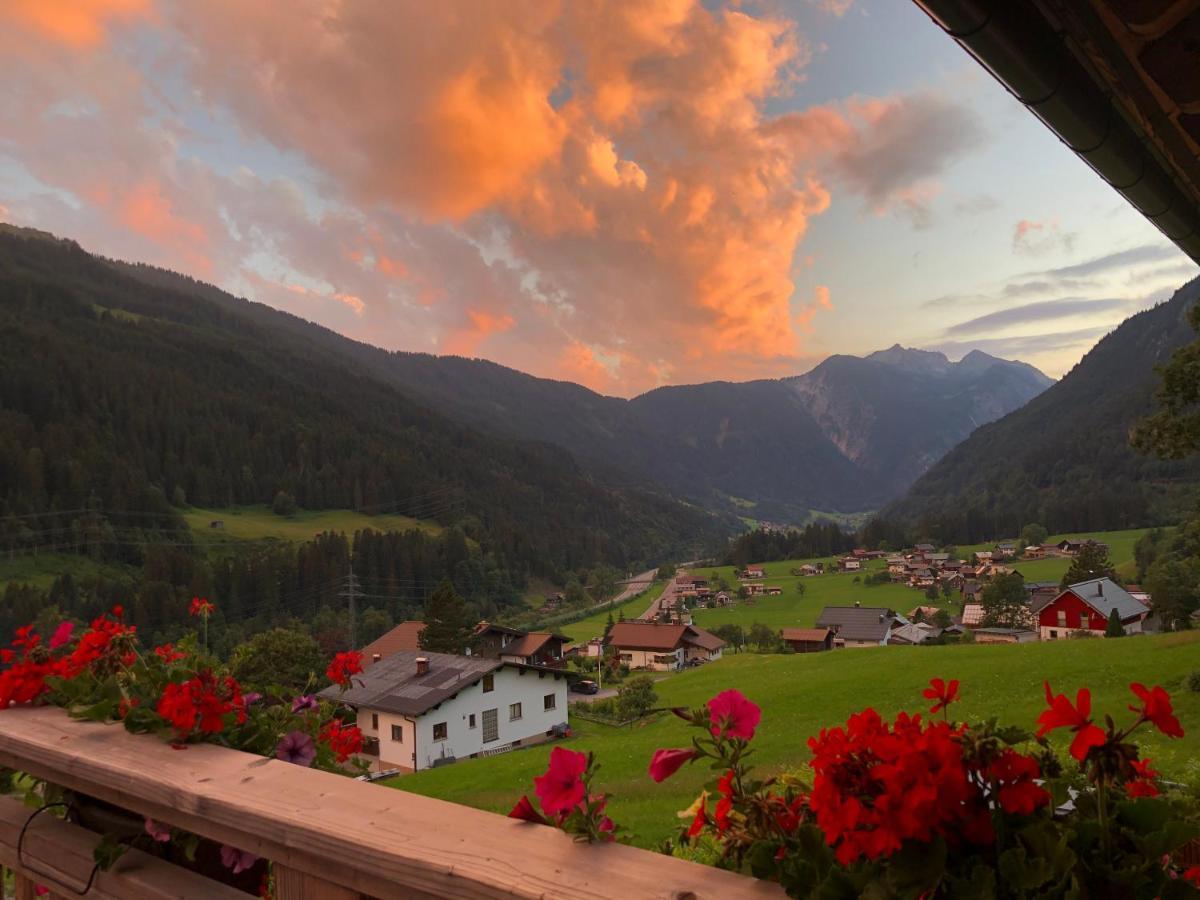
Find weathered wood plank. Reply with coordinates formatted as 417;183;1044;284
0;796;245;900
275;865;364;900
0;707;782;899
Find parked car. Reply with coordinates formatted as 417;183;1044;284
571;679;599;694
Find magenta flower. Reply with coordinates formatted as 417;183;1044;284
219;845;259;874
144;817;171;842
48;621;74;650
707;689;761;741
275;730;317;767
243;691;263;706
291;694;318;714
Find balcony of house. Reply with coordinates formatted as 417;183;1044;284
0;706;781;899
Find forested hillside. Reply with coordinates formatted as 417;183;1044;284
884;277;1200;542
0;230;728;597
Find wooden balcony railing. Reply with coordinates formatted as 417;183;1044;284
0;707;782;899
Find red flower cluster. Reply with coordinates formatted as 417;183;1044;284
0;627;56;709
319;719;363;762
154;643;185;664
326;651;363;688
59;613;137;679
188;597;215;617
157;672;246;737
987;749;1050;815
807;708;996;864
1126;758;1160;798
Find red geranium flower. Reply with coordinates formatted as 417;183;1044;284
188;597;215;617
685;793;709;838
1128;683;1184;739
154;643;185;664
1183;866;1200;888
648;748;699;783
922;678;960;715
156;672;245;737
507;795;549;825
1037;683;1107;762
533;747;588;816
326;651;363;688
707;689;761;741
988;749;1050;815
1126;757;1161;797
319;720;364;763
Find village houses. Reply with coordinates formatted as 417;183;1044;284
606;621;725;671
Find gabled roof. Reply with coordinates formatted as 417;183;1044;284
781;628;831;642
361;620;426;662
890;623;941;644
961;603;985;626
815;606;894;643
473;621;526;639
320;650;502;717
500;631;568;659
607;621;724;652
1057;578;1146;622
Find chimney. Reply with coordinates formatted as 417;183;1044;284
372;653;381;663
416;656;429;676
1097;582;1104;597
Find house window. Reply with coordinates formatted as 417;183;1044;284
1057;610;1067;627
1049;630;1058;640
391;724;403;742
432;722;448;741
371;713;379;730
468;714;476;729
482;708;498;742
482;674;495;693
544;693;556;711
509;702;522;721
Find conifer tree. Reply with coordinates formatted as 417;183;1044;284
418;579;476;655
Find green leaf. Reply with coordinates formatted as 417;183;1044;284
93;833;129;871
1116;797;1171;833
998;846;1055;890
944;863;996;900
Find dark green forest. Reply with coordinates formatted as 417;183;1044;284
0;230;730;644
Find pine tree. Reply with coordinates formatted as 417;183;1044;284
1105;608;1126;638
418;579;476;655
603;611;615;641
1062;542;1118;587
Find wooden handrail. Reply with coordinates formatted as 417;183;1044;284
0;795;245;899
0;707;783;899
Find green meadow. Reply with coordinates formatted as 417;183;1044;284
388;631;1200;848
556;581;669;644
181;505;442;544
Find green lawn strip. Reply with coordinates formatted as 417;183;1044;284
389;631;1200;848
181;505;442;543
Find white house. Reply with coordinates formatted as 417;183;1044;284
320;650;568;772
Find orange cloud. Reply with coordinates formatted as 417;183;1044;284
376;255;408;279
7;0;151;47
116;181;211;274
796;284;834;332
441;308;517;356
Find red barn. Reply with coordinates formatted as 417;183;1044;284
1038;578;1147;640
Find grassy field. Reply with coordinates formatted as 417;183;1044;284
556;581;668;644
0;553;135;592
181;505;442;544
684;528;1151;634
389;631;1200;848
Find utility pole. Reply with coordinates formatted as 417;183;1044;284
341;566;360;650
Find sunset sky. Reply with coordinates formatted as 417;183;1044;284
2;0;1196;396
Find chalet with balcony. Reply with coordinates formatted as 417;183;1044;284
320;650;568;772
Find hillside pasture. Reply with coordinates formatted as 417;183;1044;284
390;631;1200;848
182;505;442;545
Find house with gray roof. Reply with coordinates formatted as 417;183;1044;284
319;650;568;772
816;605;896;647
1036;578;1149;640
